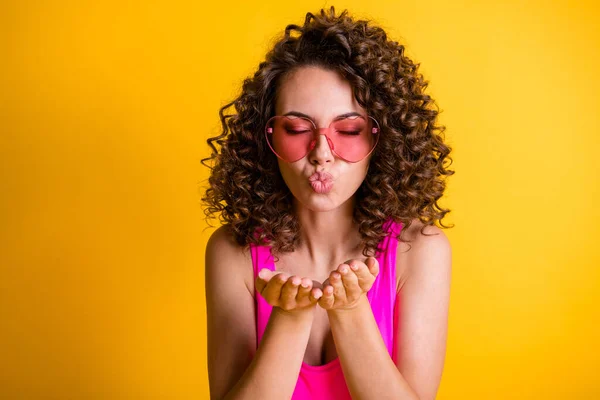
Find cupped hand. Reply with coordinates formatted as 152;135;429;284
255;269;324;313
318;257;380;311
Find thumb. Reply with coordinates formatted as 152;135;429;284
258;268;274;282
366;257;379;276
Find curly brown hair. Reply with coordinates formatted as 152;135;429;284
200;6;455;261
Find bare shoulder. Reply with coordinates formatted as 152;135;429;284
396;218;452;292
393;218;452;400
205;224;258;399
206;224;255;299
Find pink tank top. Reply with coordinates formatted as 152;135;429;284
249;218;403;399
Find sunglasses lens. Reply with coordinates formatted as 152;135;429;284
266;117;314;162
328;117;378;162
266;116;379;163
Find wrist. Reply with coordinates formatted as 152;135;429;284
327;293;369;316
273;304;317;320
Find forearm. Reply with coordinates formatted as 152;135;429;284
223;307;314;400
328;296;419;400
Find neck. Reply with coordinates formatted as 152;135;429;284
291;197;364;271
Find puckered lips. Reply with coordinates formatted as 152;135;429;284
308;171;334;193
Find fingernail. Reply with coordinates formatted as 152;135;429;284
351;264;358;270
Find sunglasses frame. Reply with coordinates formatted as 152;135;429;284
264;115;381;163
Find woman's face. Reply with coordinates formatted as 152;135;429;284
273;66;374;212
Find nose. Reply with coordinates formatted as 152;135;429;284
308;130;334;165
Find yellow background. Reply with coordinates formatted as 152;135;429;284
1;1;598;399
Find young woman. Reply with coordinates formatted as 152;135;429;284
201;7;454;400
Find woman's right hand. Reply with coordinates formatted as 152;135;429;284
255;269;323;313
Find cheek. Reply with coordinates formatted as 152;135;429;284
338;164;369;194
350;162;370;182
355;170;369;189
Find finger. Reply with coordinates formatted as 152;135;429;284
309;287;323;304
280;275;301;310
255;269;274;294
366;257;380;277
338;263;360;301
329;270;347;303
262;272;289;302
258;268;275;281
296;277;313;300
318;284;335;309
349;261;376;291
255;276;266;294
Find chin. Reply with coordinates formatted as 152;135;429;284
299;190;356;213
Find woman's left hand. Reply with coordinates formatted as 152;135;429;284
318;257;379;311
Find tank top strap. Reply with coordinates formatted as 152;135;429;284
248;230;275;349
249;227;274;279
365;218;403;361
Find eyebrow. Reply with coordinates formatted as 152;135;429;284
282;111;365;121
